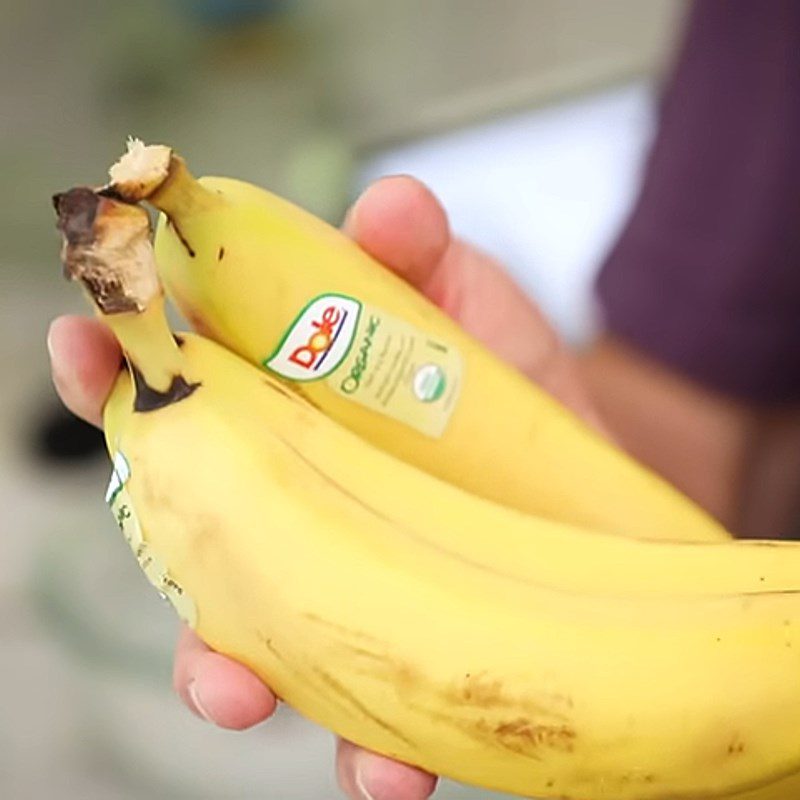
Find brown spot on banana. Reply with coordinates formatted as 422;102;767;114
442;671;572;725
727;733;746;756
452;671;506;707
401;682;579;762
490;717;576;755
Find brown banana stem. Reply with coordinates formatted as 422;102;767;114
107;138;222;218
53;185;195;406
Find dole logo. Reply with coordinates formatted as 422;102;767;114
264;294;362;381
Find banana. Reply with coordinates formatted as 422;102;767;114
54;182;800;800
100;139;730;544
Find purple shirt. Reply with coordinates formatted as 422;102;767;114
596;0;800;403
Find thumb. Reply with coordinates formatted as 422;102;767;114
342;176;450;290
342;175;607;434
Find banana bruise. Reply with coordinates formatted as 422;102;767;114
54;188;800;800
104;139;731;545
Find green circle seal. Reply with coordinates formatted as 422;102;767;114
413;364;446;402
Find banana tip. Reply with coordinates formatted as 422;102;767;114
107;137;173;203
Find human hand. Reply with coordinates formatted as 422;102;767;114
47;175;604;799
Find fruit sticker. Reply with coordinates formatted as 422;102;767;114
266;294;463;438
330;305;462;437
264;294;361;381
105;451;198;628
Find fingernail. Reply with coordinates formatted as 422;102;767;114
342;192;366;233
354;762;377;800
46;321;58;361
46;319;69;390
342;204;358;232
187;680;213;723
47;318;66;363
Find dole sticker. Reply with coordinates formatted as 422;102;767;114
264;293;361;381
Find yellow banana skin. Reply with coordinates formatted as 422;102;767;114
113;144;730;544
100;330;800;800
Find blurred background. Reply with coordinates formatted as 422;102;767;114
2;1;686;797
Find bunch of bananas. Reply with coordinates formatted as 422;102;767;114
53;140;800;799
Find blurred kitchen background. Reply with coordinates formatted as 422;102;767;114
2;1;685;797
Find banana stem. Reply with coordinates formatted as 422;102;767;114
105;298;184;393
53;187;197;408
107;138;223;218
149;154;223;218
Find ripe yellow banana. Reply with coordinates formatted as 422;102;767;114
101;139;729;544
54;181;800;800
